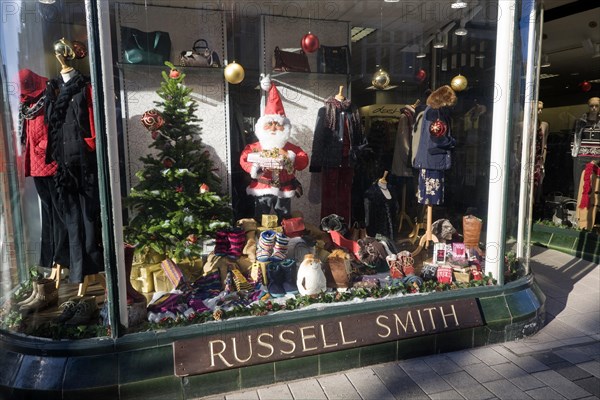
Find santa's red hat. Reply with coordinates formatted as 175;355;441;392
264;84;285;117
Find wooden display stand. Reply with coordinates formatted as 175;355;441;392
411;205;439;257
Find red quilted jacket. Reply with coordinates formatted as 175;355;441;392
24;110;57;177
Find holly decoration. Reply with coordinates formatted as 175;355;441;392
124;61;232;261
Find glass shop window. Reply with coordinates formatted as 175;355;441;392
0;0;109;339
108;0;514;336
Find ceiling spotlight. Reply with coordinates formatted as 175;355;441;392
433;33;445;49
451;0;467;9
38;0;56;3
541;54;551;68
455;27;467;36
384;0;400;2
416;47;427;58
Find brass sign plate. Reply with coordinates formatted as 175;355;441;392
174;298;482;376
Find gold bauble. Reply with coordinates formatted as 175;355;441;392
372;68;391;90
451;74;468;92
224;61;245;84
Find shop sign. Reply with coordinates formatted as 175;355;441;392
359;104;403;117
173;298;482;376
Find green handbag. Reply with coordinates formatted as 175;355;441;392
121;27;171;65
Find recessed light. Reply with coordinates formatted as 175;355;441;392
451;0;467;9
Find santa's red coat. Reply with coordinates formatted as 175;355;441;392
240;142;308;198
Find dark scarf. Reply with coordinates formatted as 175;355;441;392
324;96;360;132
44;71;89;164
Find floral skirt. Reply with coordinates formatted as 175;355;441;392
417;169;444;205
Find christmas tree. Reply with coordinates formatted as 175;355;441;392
125;62;232;261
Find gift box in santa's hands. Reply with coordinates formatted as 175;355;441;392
247;151;290;170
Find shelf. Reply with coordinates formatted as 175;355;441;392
270;70;350;79
116;62;224;74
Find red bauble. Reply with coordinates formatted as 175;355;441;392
141;109;165;132
415;68;427;83
162;157;174;168
301;32;320;53
199;183;210;193
175;185;183;193
169;69;180;79
580;81;592;92
429;119;448;137
187;234;198;244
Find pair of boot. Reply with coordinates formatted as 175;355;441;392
18;278;58;313
267;259;298;297
256;230;289;262
386;251;415;279
214;228;246;258
56;296;98;325
237;218;258;261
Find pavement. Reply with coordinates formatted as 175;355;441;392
201;246;600;400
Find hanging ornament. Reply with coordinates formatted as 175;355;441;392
199;183;210;193
415;68;427;83
162;157;175;168
372;67;391;90
141;109;165;132
580;81;592;92
72;41;88;59
169;69;181;79
301;32;320;53
429;118;448;137
450;74;468;92
224;61;245;84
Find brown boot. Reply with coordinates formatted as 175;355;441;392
20;278;58;313
463;215;483;249
237;218;258;262
17;280;39;307
325;249;352;289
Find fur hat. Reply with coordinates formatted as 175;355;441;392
426;85;457;109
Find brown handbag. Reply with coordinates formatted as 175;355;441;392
273;47;310;73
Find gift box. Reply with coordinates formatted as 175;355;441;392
176;258;204;283
136;263;162;293
436;266;453;284
453;270;471;283
261;214;279;228
153;269;173;292
257;225;283;234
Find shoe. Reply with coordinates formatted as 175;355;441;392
266;262;285;297
271;232;289;261
57;297;82;323
463;215;483;249
20;278;58;313
65;296;97;325
17;280;39;307
386;255;405;279
280;259;298;294
256;230;276;261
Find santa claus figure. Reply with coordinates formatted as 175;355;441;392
240;84;309;221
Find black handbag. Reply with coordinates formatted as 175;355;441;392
179;39;221;68
273;47;310;73
121;26;171;65
317;45;350;74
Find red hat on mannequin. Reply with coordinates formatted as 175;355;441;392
263;84;286;117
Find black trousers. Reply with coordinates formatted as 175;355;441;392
33;176;70;268
254;195;291;223
60;170;104;284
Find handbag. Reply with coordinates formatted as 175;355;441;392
316;45;350;74
552;199;578;227
281;217;306;238
121;27;171;65
273;47;310;73
179;39;221;68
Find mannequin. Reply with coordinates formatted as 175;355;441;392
412;86;457;252
19;69;69;286
572;97;600;198
310;86;366;224
45;38;104;290
364;171;398;239
534;101;549;203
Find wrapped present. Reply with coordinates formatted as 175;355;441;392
153;269;173;292
257;225;283;234
436;266;453;284
453;269;472;283
137;263;162;293
261;214;278;228
161;259;185;289
177;259;204;283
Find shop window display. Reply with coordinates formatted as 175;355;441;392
0;0;539;341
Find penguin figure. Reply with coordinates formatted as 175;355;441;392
296;254;327;297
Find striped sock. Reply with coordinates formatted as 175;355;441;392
256;230;276;261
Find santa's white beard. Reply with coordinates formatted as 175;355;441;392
255;115;291;150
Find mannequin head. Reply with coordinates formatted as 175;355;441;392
538;101;544;115
54;38;75;74
588;97;599;121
